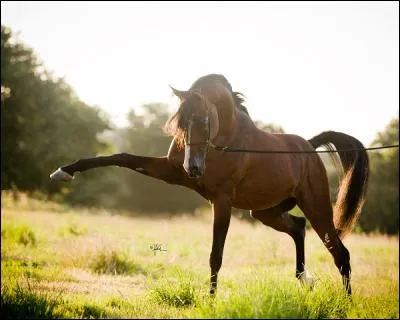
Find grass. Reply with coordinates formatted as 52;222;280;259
149;270;200;308
88;249;148;276
1;278;64;319
1;191;398;318
2;222;37;246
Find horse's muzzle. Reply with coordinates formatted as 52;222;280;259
183;146;206;178
188;165;203;178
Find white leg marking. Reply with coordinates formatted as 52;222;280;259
300;268;316;287
49;168;74;181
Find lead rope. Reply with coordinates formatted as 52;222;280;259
208;143;399;154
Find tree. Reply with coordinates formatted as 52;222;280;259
1;25;109;194
254;121;285;133
359;118;399;234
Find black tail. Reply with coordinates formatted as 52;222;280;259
308;131;370;239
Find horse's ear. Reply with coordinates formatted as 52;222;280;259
169;85;187;103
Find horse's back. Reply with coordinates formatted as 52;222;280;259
270;132;315;152
251;128;315;154
232;129;328;209
269;132;327;176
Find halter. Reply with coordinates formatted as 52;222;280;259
184;113;211;148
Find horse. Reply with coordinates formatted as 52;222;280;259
50;74;369;295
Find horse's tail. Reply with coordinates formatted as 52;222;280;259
308;131;369;239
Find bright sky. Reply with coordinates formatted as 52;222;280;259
2;1;399;146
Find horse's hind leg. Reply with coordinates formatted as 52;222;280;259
296;184;352;295
251;198;309;283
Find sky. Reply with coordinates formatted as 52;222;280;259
1;1;399;146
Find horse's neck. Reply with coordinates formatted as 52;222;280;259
197;85;239;142
205;88;238;140
216;103;237;136
215;104;256;149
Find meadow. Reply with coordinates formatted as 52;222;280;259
1;192;398;319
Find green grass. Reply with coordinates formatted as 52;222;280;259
2;222;37;246
1;279;64;319
149;270;200;308
1;191;398;318
58;221;88;238
88;249;148;276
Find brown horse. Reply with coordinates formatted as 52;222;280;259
50;74;369;295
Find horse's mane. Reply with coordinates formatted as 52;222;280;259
164;74;249;148
233;91;248;115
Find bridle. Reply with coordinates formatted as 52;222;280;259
184;113;212;150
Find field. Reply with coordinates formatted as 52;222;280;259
1;192;398;319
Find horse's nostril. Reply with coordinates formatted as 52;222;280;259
189;165;202;177
190;166;199;174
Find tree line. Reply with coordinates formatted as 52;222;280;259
1;25;398;234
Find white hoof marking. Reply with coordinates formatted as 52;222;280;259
49;168;74;181
300;269;316;287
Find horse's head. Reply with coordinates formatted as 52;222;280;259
165;87;219;178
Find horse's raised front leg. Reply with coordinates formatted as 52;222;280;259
209;195;232;295
50;153;184;185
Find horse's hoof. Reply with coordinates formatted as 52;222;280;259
50;168;74;181
299;270;316;289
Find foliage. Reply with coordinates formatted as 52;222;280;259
359;118;399;234
1;25;109;195
254;120;285;133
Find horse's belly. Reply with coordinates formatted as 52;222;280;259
232;194;285;211
232;178;295;210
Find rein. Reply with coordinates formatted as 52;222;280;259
208;143;399;154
